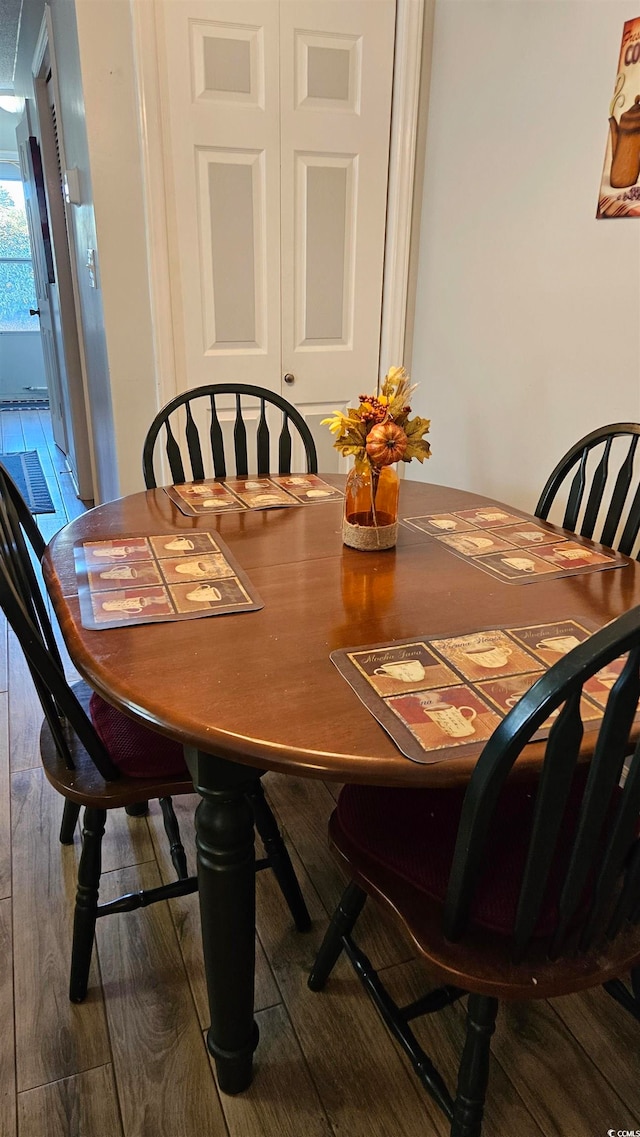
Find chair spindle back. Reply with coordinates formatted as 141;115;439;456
0;467;119;780
535;424;640;556
444;607;640;961
143;384;318;488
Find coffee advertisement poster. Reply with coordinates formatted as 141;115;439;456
598;17;640;218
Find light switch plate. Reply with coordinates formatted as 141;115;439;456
63;168;81;205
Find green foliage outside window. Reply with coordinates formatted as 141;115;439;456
0;181;39;332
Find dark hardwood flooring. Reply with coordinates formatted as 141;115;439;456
0;407;638;1136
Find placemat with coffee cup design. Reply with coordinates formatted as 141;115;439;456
165;475;343;516
331;618;618;765
74;531;263;629
401;505;626;583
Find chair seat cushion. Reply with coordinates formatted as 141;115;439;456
336;768;597;938
89;693;189;778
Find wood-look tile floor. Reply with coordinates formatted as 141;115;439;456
1;408;639;1136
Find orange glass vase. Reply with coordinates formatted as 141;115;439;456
342;464;400;551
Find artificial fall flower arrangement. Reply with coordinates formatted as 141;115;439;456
322;366;431;472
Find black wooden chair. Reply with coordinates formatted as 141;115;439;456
0;459;84;846
0;465;310;1003
142;383;315;944
309;607;640;1136
142;383;318;488
535;423;640;555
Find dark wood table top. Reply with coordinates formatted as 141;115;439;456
43;476;640;787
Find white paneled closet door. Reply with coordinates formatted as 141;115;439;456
279;1;396;408
155;0;396;468
157;0;282;389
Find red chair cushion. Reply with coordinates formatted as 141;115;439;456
89;692;189;779
336;768;597;938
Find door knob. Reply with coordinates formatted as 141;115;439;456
283;373;295;385
29;308;40;317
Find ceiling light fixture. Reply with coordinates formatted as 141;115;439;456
0;96;25;114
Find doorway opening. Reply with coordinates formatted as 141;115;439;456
0;157;50;408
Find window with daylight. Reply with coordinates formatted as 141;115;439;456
0;176;39;332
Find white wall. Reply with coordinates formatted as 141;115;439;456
410;0;640;513
71;0;159;497
0;108;19;150
0;333;46;399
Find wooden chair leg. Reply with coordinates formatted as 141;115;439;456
59;800;80;845
69;806;107;1003
308;881;367;990
450;995;498;1137
159;796;189;879
247;781;311;932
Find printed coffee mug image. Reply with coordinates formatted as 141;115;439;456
252;494;285;504
420;701;477;738
456;536;494;553
164;538;195;552
431;518;457;530
536;635;582;654
477;510;509;522
99;566;137;580
305;489;332;498
174;559;220;577
463;646;512;669
186;584;222;602
92;545;138;559
374;660;426;682
502;556;536;573
101;595;164;613
557;547;590;561
514;530;544;543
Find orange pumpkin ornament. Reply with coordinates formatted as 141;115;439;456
365;421;408;466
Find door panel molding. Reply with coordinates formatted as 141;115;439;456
198;147;267;352
191;18;266;106
295;152;356;349
294;29;362;112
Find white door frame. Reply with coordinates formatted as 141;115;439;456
31;8;95;500
130;0;430;410
379;0;431;375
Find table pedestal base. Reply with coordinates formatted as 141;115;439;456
185;746;261;1093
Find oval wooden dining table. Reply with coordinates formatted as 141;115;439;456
43;474;640;1094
